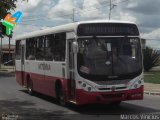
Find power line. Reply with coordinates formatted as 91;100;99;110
72;8;75;22
115;0;131;4
76;3;110;14
21;4;111;22
1;0;132;23
81;0;131;13
24;1;108;18
23;0;110;19
21;0;132;22
21;13;73;22
108;0;132;19
19;0;134;25
19;23;53;27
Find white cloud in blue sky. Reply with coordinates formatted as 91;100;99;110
2;0;160;49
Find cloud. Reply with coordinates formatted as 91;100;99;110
77;0;108;21
113;11;137;22
14;0;42;16
127;0;160;15
146;40;160;49
141;28;160;49
124;0;160;34
12;0;160;49
48;0;74;21
13;24;41;39
142;28;160;39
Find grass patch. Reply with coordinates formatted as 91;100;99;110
144;71;160;84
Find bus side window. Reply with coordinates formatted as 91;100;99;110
35;36;45;60
26;38;36;60
16;40;21;60
45;34;54;61
53;33;66;61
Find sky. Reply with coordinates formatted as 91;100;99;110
2;0;160;49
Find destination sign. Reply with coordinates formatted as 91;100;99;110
77;23;139;36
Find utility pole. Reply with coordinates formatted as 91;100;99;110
72;8;75;22
0;37;2;69
9;36;11;61
0;34;4;69
8;31;12;61
109;0;112;20
0;35;4;69
109;0;116;20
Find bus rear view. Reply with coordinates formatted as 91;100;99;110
75;22;143;105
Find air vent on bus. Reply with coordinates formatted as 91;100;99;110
98;86;127;91
101;93;123;99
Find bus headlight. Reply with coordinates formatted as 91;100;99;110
87;87;92;91
134;83;138;88
78;81;96;92
130;78;143;89
82;83;86;87
138;80;141;84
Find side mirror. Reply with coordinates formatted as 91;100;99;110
72;41;79;53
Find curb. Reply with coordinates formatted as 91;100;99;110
0;71;15;73
144;91;160;96
0;71;15;77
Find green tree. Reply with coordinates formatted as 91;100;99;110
0;0;28;20
143;46;160;71
0;0;16;20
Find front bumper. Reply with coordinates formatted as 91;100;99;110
75;86;143;105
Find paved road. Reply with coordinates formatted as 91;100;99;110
0;76;160;120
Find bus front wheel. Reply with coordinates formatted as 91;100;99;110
57;86;66;106
27;78;33;95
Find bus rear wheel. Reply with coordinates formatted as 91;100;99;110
27;78;33;95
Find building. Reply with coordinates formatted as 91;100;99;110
0;44;15;63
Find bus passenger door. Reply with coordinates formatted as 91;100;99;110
68;40;76;100
21;42;25;86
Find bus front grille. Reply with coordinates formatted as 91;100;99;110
101;93;123;99
94;79;130;85
98;86;127;91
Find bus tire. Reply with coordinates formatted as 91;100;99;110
27;78;33;95
57;85;66;106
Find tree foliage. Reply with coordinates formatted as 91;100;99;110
0;0;27;20
143;46;160;71
0;0;16;20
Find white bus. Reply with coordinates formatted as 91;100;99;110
15;20;143;105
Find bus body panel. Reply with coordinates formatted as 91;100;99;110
24;60;68;97
15;60;22;85
15;20;143;105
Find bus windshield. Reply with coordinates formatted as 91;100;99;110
77;37;142;81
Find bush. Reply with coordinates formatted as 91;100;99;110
143;46;160;71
